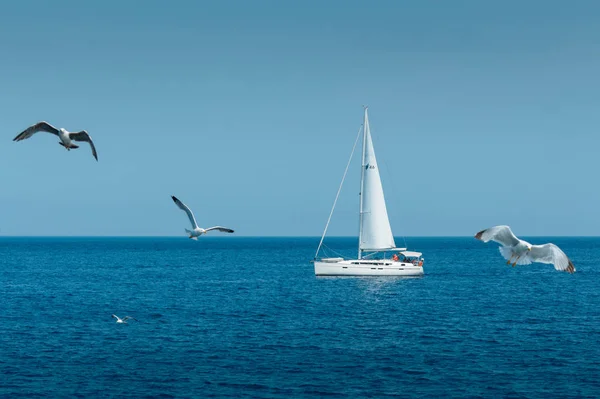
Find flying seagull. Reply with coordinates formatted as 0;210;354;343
112;315;137;324
13;121;98;161
171;195;234;240
475;225;575;274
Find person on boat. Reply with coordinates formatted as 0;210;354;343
392;253;399;261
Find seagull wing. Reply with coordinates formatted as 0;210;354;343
112;314;119;320
69;130;98;161
205;226;235;233
13;121;60;141
529;243;576;273
171;196;198;229
123;316;137;321
475;225;520;247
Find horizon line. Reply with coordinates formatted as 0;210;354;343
1;235;599;238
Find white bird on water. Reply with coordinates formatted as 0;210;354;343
475;225;575;274
13;121;98;161
171;195;234;240
112;315;137;324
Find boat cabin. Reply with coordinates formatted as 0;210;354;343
392;251;424;266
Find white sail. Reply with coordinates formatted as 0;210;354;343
359;108;396;251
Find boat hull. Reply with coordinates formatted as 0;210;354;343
314;260;424;277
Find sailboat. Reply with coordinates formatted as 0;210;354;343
313;107;424;276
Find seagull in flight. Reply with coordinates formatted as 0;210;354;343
171;195;234;240
475;225;575;274
13;121;98;161
112;315;137;324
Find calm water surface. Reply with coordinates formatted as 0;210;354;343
1;237;599;398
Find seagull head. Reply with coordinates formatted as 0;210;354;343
527;245;532;251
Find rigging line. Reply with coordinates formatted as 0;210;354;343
383;157;408;248
379;125;408;249
321;244;349;259
314;125;363;260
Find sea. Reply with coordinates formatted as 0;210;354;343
1;236;599;398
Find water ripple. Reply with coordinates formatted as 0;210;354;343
1;237;599;397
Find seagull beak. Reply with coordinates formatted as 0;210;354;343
528;248;531;251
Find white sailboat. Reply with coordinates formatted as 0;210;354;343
313;107;424;276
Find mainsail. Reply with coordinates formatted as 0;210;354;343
358;108;396;253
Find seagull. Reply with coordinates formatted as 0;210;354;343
13;121;98;161
475;225;575;274
112;314;137;324
171;195;234;240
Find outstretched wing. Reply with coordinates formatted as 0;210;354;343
475;225;520;247
123;316;137;321
70;130;98;161
171;196;198;229
529;243;576;273
13;121;60;141
205;226;235;233
112;314;119;320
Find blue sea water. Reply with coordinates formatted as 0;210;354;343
1;236;599;398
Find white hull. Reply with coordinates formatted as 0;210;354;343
314;259;424;277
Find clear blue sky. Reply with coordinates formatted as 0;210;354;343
1;0;599;236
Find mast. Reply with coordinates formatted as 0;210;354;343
358;106;368;259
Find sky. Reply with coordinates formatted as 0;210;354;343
1;0;599;236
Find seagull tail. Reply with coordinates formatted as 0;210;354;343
58;142;79;149
185;229;197;240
